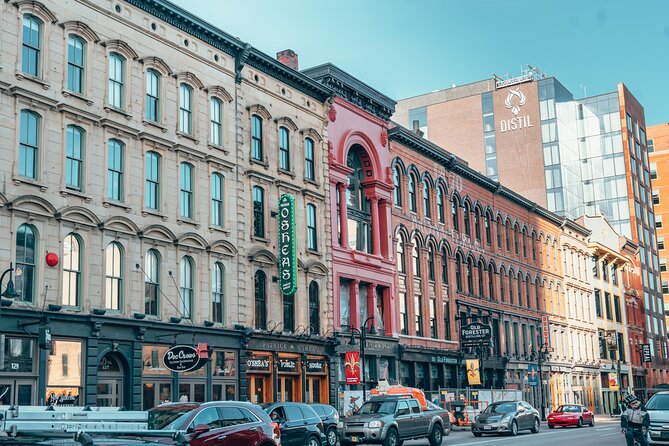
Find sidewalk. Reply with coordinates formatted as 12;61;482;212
594;414;621;424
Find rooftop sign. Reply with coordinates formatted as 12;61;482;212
495;73;533;89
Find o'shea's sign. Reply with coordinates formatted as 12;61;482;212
278;194;297;295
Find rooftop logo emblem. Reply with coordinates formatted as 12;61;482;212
504;88;526;116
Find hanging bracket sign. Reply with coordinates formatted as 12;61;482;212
460;322;492;347
278;194;298;295
163;345;206;373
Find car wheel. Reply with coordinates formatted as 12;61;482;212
510;420;518;436
589;417;595;427
429;423;443;446
548;424;555;429
326;427;337;446
307;434;321;446
576;417;583;428
444;422;451;436
473;431;483;437
531;418;540;433
383;428;399;446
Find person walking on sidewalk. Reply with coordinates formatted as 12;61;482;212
621;394;650;446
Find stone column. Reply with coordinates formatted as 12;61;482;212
350;279;360;329
338;183;348;248
370;196;380;255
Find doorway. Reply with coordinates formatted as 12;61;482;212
0;379;35;405
97;353;125;407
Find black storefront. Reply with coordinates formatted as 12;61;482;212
397;346;463;395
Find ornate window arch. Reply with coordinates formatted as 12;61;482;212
179;256;195;319
105;242;124;310
62;233;82;307
393;165;402;207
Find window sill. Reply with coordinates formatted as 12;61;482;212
13;176;47;191
250;157;269;170
60;188;92;202
209;225;230;235
176;131;199;144
102;200;132;212
62;89;93;106
142;120;168;133
15;71;49;90
306;249;321;257
104;105;132;120
303;178;320;188
208;143;229;155
177;218;201;229
142;209;168;221
278;168;296;179
251;235;271;245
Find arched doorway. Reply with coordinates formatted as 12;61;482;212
97;352;125;407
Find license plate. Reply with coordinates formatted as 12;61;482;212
351;436;359;442
484;425;492;430
661;432;669;438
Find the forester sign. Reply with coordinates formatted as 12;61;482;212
278;194;297;295
460;322;492;347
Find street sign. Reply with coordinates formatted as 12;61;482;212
460;322;492;347
541;316;549;348
641;344;652;363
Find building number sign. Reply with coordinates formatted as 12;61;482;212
278;194;297;295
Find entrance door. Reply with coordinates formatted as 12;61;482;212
97;379;122;407
305;377;321;403
277;376;294;402
247;375;268;404
0;379;35;405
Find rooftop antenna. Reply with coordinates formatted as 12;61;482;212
527;65;547;79
492;73;503;82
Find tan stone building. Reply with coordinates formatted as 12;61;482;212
0;0;335;408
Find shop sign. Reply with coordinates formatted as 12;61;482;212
541;316;549;348
431;355;460;365
246;355;271;371
641;344;652;363
278;194;297;296
163;345;204;373
46;388;79;406
527;364;539;387
306;359;326;373
278;358;298;372
460;322;492;347
344;351;361;385
256;340;322;354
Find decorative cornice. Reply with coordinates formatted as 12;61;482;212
302;63;396;121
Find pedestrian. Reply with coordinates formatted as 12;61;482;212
621;394;650;446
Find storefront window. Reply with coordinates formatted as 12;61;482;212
246;353;272;404
213;350;237;401
277;355;300;402
400;362;412;387
305;358;328;404
1;336;34;373
142;345;172;410
46;339;82;406
142;345;171;376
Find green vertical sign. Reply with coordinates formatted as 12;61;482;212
278;194;297;295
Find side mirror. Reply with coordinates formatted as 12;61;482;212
192;424;210;436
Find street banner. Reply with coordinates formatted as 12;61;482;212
345;351;361;385
641;344;652;363
608;373;619;391
466;359;481;385
278;194;298;295
527;364;539;387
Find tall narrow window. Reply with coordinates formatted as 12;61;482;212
408;174;417;212
452;197;460;232
422;180;431;218
144;249;159;316
145;69;160;122
393;166;402;207
283;293;294;332
279;127;290;171
107;139;124;201
305;138;315;181
309;281;320;334
19;110;40;179
485;213;491;244
474;209;481;241
179;162;193;219
488;265;495;300
508;272;514;304
254;270;267;329
441;249;449;285
346;149;373;253
145;152;160;210
437;187;445;223
22;15;41;77
517;275;522;306
455;254;463;292
400;292;408;335
427;245;435;281
499;267;506;303
253;186;265;238
535;280;540;310
15;224;37;303
524;276;530;308
522;229;527;257
412;241;421;277
105;242;123;310
505;223;511;252
514;226;519;255
212;262;225;323
108;53;125;108
65;125;84;190
251;115;263;161
67;35;85;93
463;202;471;237
496;218;502;248
307;203;318;251
62;234;81;307
179;256;194;319
477;262;484;297
415;294;423;337
179;84;193;135
466;258;474;294
397;238;406;274
211;173;224;227
531;234;537;260
210;97;222;146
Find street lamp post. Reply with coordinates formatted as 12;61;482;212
537;345;546;421
0;263;20;310
349;316;377;401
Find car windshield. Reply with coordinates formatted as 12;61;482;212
556;405;580;413
358;401;397;414
148;406;197;430
646;394;669;410
484;403;517;414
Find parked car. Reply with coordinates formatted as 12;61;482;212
547;404;594;428
148;401;280;446
645;391;669;444
338;395;449;446
471;401;540;437
311;404;340;446
262;402;326;446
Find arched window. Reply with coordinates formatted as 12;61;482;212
485;212;492;244
251;115;263;161
346;148;372;253
179;162;193;219
211;173;224;227
179;83;193;135
452;196;460;232
499;267;506;303
179;256;194;319
496;217;502;248
145;151;160;210
524;276;530;308
210;97;223;146
107;138;124;201
522;228;527;257
146;69;160;122
65;125;84;191
463;202;471;237
144;249;160;316
505;222;511;252
437;187;445;223
508;270;514;305
254;270;267;329
212;262;225;323
474;209;481;241
422;180;431;218
22;15;42;77
517;274;522;306
14;224;37;302
488;264;495;300
105;242;123;310
393;166;402;207
412;240;421;277
309;281;320;334
108;53;125;108
62;234;81;307
535;280;541;310
455;254;463;292
279;127;290;171
466;258;474;294
397;237;406;274
514;225;520;255
408;174;417;212
67;35;85;93
19;110;40;179
477;261;484;298
305;138;315;181
427;245;435;281
441;249;449;285
531;233;537;260
253;186;265;238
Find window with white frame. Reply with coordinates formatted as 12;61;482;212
105;242;123;310
145;69;160;122
211;173;224;226
145;152;160;210
180;162;193;219
179;84;193;135
62;234;82;307
108;53;125;108
107;139;124;201
279;127;290;171
179;256;194;319
307;203;317;251
22;15;42;77
305;138;315;181
212;262;225;323
210;97;223;146
67;35;85;93
65;125;84;190
19;110;40;179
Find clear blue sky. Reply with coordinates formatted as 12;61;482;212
171;0;669;125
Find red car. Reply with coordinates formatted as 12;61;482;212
148;401;281;446
547;404;594;428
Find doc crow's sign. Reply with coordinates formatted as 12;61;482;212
278;194;297;295
460;322;492;347
163;345;206;373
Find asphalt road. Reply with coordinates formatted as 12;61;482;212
403;416;624;446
